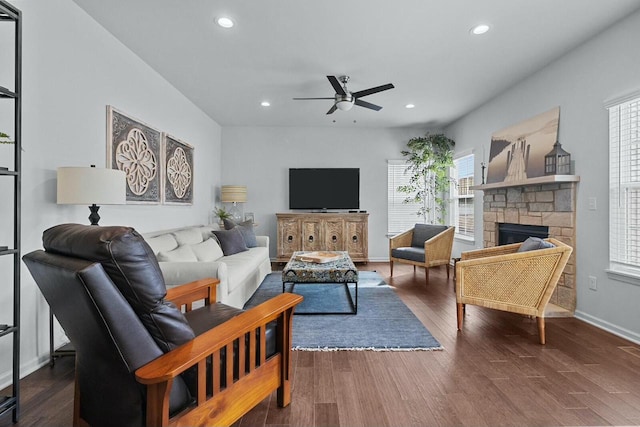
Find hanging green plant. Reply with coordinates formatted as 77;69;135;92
398;133;455;224
0;131;13;144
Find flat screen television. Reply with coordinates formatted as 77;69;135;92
289;168;360;210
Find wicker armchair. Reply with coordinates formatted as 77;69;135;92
455;238;572;344
389;224;455;285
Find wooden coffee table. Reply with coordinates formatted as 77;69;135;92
282;251;358;314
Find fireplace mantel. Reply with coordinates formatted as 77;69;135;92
471;174;579;191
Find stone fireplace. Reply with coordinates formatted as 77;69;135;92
476;177;578;313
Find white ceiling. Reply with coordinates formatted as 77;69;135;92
72;0;640;129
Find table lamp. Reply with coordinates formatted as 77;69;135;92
221;185;247;222
57;165;126;225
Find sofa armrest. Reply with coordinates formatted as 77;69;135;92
256;235;269;248
158;261;229;302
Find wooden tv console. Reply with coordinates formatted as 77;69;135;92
276;212;369;263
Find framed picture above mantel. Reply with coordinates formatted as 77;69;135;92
486;106;561;185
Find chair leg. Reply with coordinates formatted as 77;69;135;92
424;267;429;285
413;265;416;273
446;263;450;279
277;307;295;407
456;303;463;330
390;261;393;277
73;367;91;427
537;317;546;345
73;368;81;427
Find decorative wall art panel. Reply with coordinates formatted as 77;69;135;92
487;106;560;184
106;106;161;204
162;133;194;205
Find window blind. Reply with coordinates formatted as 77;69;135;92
387;160;423;234
453;154;474;238
609;96;640;270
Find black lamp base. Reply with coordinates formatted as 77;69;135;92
88;204;101;226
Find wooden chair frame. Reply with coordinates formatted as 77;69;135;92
389;226;455;284
68;277;305;427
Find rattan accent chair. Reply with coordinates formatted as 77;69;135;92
389;224;455;285
455;238;572;345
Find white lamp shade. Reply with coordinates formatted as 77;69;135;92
220;185;247;203
57;167;126;205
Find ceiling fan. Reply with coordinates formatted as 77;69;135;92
293;75;395;115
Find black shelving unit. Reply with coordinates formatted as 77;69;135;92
0;0;21;423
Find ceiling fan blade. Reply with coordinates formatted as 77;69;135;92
327;76;346;96
293;97;335;100
352;83;394;98
326;104;337;115
354;99;382;111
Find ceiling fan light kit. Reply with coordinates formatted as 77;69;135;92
294;75;394;115
335;94;355;111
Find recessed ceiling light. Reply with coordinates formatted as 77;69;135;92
216;17;234;28
405;103;415;109
261;101;270;107
470;24;490;35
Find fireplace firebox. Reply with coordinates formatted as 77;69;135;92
498;223;549;245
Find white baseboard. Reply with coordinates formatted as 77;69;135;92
574;310;640;345
366;257;388;262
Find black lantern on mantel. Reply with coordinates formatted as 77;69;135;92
544;141;571;175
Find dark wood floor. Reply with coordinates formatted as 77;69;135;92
3;262;640;426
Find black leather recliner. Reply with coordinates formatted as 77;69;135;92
23;223;302;427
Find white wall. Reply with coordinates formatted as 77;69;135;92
221;126;427;260
446;10;640;343
0;0;222;387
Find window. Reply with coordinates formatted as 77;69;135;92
452;154;475;239
609;92;640;274
387;160;423;234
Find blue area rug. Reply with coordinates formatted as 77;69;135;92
244;271;443;351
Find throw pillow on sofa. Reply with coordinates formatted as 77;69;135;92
157;245;198;262
223;219;258;248
172;228;204;246
213;227;249;256
190;237;224;261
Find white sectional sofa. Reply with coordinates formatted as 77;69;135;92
142;225;271;308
